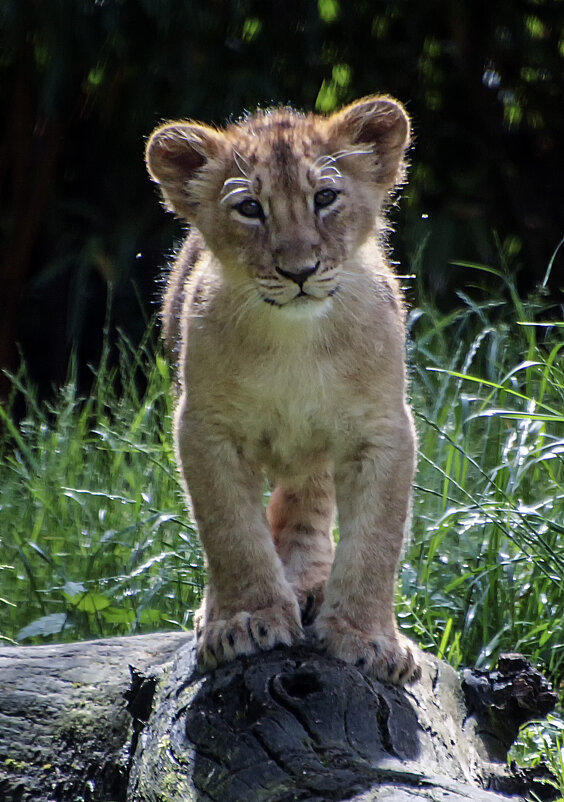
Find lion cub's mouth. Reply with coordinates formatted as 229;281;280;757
259;280;339;310
263;289;337;313
294;287;339;303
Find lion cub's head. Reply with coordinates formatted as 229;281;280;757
146;96;410;313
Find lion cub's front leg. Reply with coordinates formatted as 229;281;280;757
176;402;302;669
314;413;421;685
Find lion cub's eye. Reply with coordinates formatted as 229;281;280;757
314;188;339;211
234;198;264;219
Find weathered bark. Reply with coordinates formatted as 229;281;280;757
0;632;190;801
0;633;557;802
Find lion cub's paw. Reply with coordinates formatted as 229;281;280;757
313;619;421;685
196;604;303;670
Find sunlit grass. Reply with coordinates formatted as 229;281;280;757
399;265;563;687
0;326;202;645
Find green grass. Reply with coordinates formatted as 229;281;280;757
401;263;564;684
0;261;562;791
510;715;564;800
0;325;203;644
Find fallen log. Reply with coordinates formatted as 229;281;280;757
0;633;557;801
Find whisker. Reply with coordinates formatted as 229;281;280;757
223;176;252;190
229;284;259;328
331;148;373;161
233;149;251;177
319;165;342;179
312;147;373;171
312;154;336;169
220;186;251;205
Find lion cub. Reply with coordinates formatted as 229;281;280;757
146;95;420;684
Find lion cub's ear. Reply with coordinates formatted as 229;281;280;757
329;96;410;188
145;122;225;219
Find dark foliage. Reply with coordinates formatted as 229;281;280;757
1;0;562;395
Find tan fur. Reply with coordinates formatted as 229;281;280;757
146;96;421;684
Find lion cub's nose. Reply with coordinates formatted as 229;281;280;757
275;262;319;287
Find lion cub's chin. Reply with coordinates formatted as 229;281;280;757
267;295;334;319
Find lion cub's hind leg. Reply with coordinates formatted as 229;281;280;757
267;471;336;625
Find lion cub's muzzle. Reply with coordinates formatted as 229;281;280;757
260;260;339;308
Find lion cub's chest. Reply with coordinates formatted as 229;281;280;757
234;354;342;475
194;333;349;476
